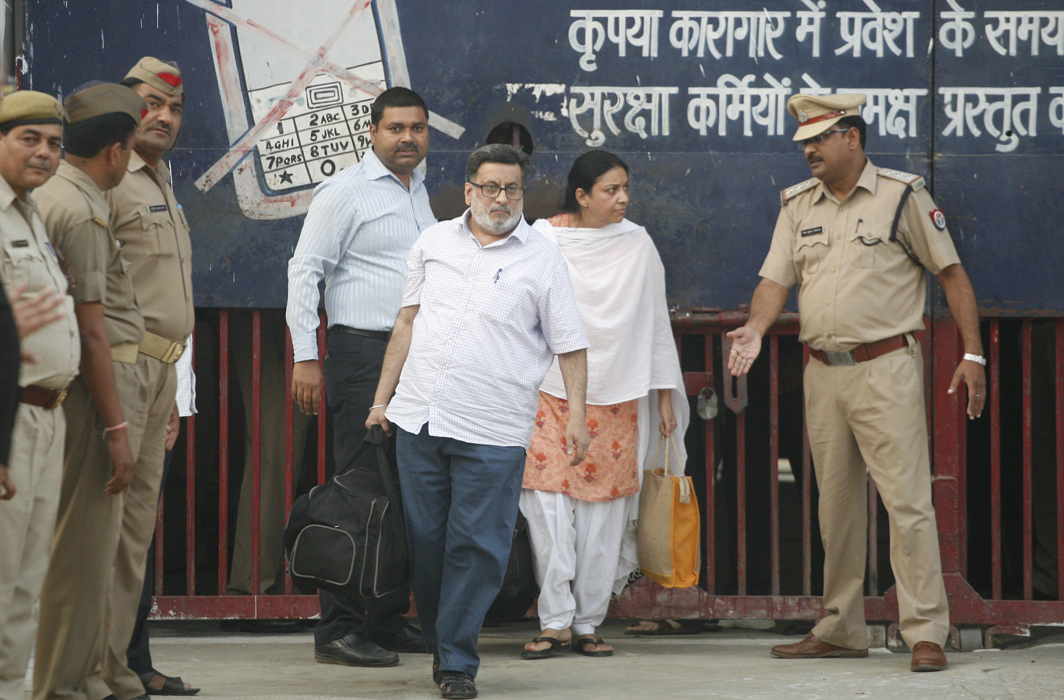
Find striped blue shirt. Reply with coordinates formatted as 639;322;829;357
286;149;436;362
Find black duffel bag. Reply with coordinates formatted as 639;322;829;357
283;426;408;599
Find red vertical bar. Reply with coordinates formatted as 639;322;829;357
930;318;965;575
1056;320;1064;601
284;328;296;594
769;336;780;595
217;312;230;595
704;332;716;594
317;316;327;486
251;311;263;597
989;320;1002;600
801;346;812;595
184;338;197;595
1022;321;1033;600
736;408;747;595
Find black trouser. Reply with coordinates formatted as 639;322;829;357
127;449;176;676
315;327;409;646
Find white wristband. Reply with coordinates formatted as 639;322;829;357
369;403;387;410
963;353;987;366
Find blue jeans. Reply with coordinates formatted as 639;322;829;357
396;426;525;677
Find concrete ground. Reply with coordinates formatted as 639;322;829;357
26;620;1064;700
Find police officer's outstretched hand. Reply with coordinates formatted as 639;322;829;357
948;359;986;420
104;432;136;495
726;325;762;377
0;465;15;500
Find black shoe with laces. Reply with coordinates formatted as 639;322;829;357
438;671;477;699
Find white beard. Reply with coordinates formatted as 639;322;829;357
472;205;523;235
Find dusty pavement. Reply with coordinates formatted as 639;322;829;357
25;620;1064;699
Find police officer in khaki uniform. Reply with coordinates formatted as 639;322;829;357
32;83;151;700
728;94;986;673
0;91;80;700
105;56;195;700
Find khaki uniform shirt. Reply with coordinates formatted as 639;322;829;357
759;159;961;352
0;176;79;390
107;151;194;342
36;160;145;347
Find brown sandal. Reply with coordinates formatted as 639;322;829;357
573;634;614;657
521;635;570;659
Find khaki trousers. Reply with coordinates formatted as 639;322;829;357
34;356;174;700
228;311;310;594
805;342;949;650
0;405;64;700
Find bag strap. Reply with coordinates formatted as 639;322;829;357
365;425;403;508
654;434;672;472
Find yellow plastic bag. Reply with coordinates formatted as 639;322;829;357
637;437;700;588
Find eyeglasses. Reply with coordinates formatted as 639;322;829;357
798;128;852;149
468;181;524;200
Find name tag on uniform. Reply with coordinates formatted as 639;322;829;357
149;204;169;213
800;226;823;237
92;216;108;228
11;239;28;248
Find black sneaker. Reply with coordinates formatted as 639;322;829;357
438;671;477;699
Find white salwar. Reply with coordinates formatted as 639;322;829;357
520;218;690;635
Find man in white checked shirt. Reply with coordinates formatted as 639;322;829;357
286;87;435;668
366;144;591;700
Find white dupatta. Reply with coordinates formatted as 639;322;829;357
534;218;690;593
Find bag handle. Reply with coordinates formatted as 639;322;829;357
365;425;403;507
654;433;673;472
656;434;691;503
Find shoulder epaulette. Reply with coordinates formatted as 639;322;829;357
780;178;818;205
877;168;925;191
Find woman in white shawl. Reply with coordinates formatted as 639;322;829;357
520;151;689;659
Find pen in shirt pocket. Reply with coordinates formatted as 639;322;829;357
494;268;503;284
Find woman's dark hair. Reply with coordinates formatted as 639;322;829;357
561;149;629;212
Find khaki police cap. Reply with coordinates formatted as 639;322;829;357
124;56;183;96
65;83;144;126
787;93;866;142
0;90;64;129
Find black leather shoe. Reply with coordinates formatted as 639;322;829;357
375;621;430;653
439;671;477;699
315;633;399;667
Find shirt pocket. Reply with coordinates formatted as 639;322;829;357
794;237;831;278
133;205;176;257
477;270;524;324
1;238;46;290
850;221;886;269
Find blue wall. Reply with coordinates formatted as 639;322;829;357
23;1;1064;313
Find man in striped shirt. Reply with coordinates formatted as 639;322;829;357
286;87;435;668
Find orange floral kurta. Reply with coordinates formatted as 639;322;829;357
522;392;639;502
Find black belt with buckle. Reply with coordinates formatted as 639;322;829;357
329;325;390;341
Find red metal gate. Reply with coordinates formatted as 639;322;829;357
151;310;1064;636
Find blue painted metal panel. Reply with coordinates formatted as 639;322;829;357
20;1;1064;312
